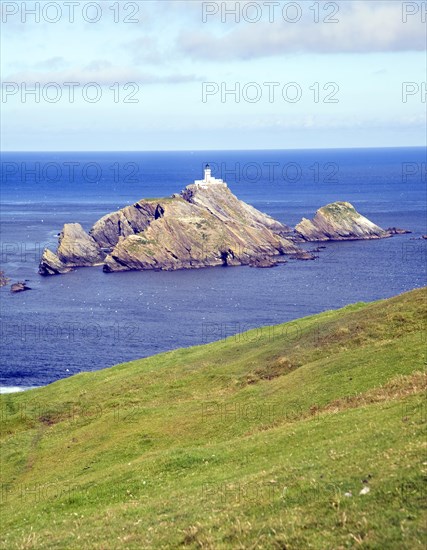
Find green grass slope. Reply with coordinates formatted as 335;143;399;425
1;287;426;549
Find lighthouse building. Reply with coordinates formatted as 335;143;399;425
194;164;225;187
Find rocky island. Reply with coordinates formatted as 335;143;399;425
39;166;401;276
295;202;389;241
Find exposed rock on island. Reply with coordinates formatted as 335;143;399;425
295;202;390;242
39;224;104;276
38;170;403;277
39;249;72;276
385;227;412;235
40;177;308;276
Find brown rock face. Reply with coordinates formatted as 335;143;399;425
57;223;105;266
39;224;105;276
90;202;158;249
295;202;389;242
181;184;292;235
39;249;72;276
103;187;302;272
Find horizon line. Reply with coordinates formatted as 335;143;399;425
1;145;426;154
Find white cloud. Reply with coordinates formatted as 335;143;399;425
4;64;203;85
177;2;426;60
34;57;68;70
197;112;427;131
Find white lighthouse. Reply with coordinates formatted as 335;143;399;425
204;164;212;181
194;164;225;187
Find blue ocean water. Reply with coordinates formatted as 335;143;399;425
1;148;426;389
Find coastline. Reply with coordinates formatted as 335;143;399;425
0;386;39;394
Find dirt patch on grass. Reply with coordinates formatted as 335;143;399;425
323;370;426;414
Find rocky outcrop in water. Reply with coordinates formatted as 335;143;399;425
10;282;31;293
39;184;402;276
39;249;72;276
57;223;105;266
0;271;9;287
39;183;308;275
102;184;303;272
248;257;282;268
39;224;105;275
295;202;390;242
385;227;411;235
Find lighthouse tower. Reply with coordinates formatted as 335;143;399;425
204;164;212;182
194;164;225;187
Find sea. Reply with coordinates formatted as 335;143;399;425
1;148;426;391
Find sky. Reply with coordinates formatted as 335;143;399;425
1;0;426;151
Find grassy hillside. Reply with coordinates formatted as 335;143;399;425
1;287;426;549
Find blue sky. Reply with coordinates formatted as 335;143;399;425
1;0;426;150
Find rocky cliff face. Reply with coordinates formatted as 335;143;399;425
39;249;71;276
294;202;389;242
39;223;105;276
89;202;157;249
181;184;291;235
39;184;307;276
